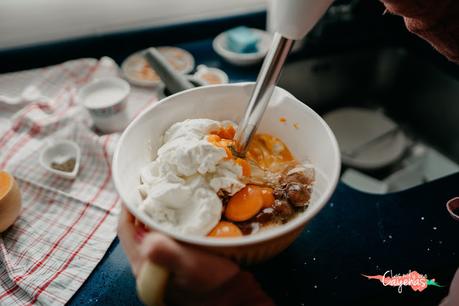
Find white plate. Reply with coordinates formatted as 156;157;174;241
324;107;407;169
121;46;195;87
212;28;272;66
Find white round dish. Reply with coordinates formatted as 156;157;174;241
112;83;340;263
193;65;229;85
39;140;81;179
78;77;130;133
324;107;407;170
122;47;195;87
212;29;272;66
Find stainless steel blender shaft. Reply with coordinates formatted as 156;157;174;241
233;33;294;156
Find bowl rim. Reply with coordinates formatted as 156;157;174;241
78;77;130;110
112;83;341;247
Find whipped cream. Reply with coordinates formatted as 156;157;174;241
138;119;245;235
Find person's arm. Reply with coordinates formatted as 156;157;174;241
439;268;459;306
117;205;274;306
380;0;459;64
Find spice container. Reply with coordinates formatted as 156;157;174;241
39;140;81;179
78;77;131;134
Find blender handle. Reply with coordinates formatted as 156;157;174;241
136;261;170;306
271;0;334;40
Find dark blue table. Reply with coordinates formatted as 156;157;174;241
69;174;459;306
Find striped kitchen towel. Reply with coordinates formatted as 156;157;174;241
0;57;157;305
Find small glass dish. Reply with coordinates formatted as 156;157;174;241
446;197;459;221
212;28;272;66
39;140;81;179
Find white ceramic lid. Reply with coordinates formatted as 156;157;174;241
324;107;407;170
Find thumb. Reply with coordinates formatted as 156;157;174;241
140;233;240;292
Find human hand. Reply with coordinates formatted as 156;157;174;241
118;205;271;306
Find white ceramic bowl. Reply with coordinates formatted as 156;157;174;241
39;140;81;179
112;83;340;263
212;29;272;66
194;65;229;85
78;77;130;133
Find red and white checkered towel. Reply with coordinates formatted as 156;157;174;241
0;57;158;305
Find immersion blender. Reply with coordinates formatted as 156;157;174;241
137;1;334;305
233;0;334;156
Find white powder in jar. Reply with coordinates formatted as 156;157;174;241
84;87;126;108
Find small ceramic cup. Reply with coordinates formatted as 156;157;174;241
194;65;229;85
0;171;22;232
212;28;272;66
39;140;81;180
446;197;459;221
78;77;130;133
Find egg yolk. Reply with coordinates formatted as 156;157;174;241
225;185;264;222
235;158;251;176
208;221;242;237
246;134;294;169
208;126;251;176
210;125;236;140
259;187;275;208
206;126;298;238
209;126;294;175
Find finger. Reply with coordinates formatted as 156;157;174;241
140;233;240;292
118;205;144;276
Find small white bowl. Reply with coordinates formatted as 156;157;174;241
194;65;229;85
446;197;459;221
39;140;81;179
212;28;272;66
78;77;130;133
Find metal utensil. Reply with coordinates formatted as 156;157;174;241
233;33;294;156
144;47;195;94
